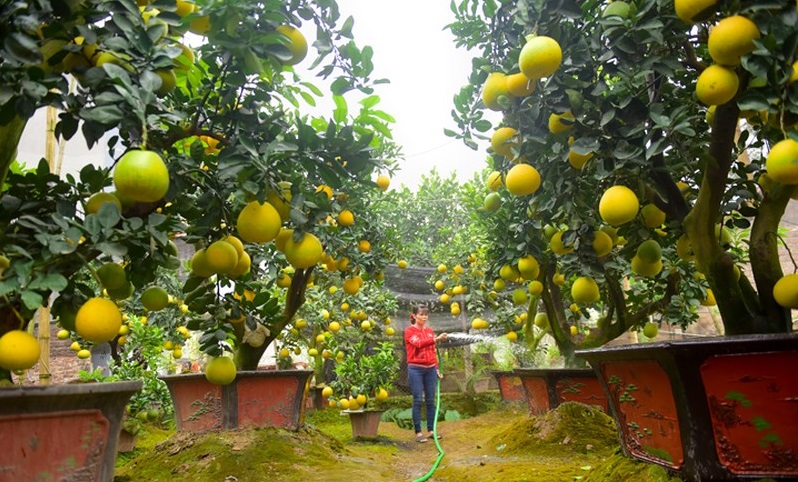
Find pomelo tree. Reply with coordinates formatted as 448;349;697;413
0;0;397;383
447;0;797;365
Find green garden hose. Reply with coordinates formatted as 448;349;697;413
412;373;444;482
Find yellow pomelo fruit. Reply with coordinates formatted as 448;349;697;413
550;231;574;255
322;386;333;398
773;274;798;309
592;230;613;257
190;248;215;277
440;292;451;304
505;163;541;196
397;260;408;269
375;388;389;401
491;127;517;157
765;139;798;185
141;286;169;311
113;150;170;203
337;209;355;227
637;239;662;263
284;232;323;268
357;240;371;253
519;35;562;79
0;330;41;371
205;356;237;385
206;240;239;275
600;225;619;244
631;256;663;277
86;192;122;214
315;184;333;200
674;0;717;23
676;234;695;261
708;16;760;66
599;186;639;226
517;255;540;280
274;228;293;253
641;204;666;228
548;111;574;134
229;251;251;279
568;149;593;170
376;174;391;191
500;264;519;281
701;288;717;306
529;280;544;296
505;72;535;97
342;277;361;295
276;25;308;65
223;235;245;258
696;65;739;106
571;276;600;304
482;72;509;111
534;312;549;329
487;171;503;191
790;59;798;84
434;280;445;291
237;201;281;244
267;189;292;222
175;0;195;16
76;297;123;343
189;15;211;35
97;262;127;290
155;69;176;95
553;273;566;285
451;303;461;316
77;349;91;359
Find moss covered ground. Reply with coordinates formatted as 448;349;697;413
115;394;684;482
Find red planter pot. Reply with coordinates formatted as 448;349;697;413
346;410;384;439
514;368;608;415
577;334;798;481
0;380;142;482
161;369;312;433
489;370;527;405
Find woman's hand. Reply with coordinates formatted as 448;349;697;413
437;371;444;379
435;333;448;342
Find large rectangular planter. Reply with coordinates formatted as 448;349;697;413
514;368;608;415
489;370;527;405
577;334;798;481
161;369;312;433
0;380;141;482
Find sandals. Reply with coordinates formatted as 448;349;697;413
427;433;442;440
415;435;428;443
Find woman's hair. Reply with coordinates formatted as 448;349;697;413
409;304;429;325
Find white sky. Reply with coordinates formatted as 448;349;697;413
311;0;496;190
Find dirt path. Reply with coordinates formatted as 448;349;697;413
115;403;680;482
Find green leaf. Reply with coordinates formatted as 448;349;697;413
28;273;68;292
21;290;44;311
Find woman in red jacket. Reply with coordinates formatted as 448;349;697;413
404;304;447;443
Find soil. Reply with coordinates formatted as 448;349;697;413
115;397;685;482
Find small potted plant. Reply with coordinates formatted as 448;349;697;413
326;340;399;439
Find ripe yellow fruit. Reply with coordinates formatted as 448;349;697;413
529;280;543;296
357;240;371;253
701;288;717;306
375;388;389;401
276;25;308;65
274;228;293;253
57;329;70;340
499;264;519;282
471;318;489;329
440;293;451;304
708;16;760;66
230;251;251;279
343;277;361;295
279;348;290;358
397;260;408;269
0;330;41;371
552;273;566;286
237;201;281;244
376;174;391;191
676;234;695;261
206;239;239;275
482;72;509;111
315;184;333;200
567;149;593;170
451;304;461;315
283;232;323;269
518;255;540;280
505;163;541;196
76;297;123;343
487;171;503;191
548;111;574;134
491;127;517;157
328;321;341;333
765;139;798;185
434;280;445;291
322;386;333;398
571;276;600;304
512;288;528;305
569;325;578;336
506;72;535;97
337;209;355;227
77;349;91;359
86;192;122;215
519;35;562;79
599;186;639;226
696;65;739;106
641;204;666;228
70;341;81;352
773;273;798;309
534;312;549;329
385;327;395;336
266;189;292;222
190;248;215;277
141;286;170;311
631;255;663;277
674;0;717;23
113;150;170;203
506;331;518;342
205;357;237;385
550;231;574;255
592;230;613;258
223;235;246;258
189;15;211;35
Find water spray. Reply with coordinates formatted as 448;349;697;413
444;332;497;345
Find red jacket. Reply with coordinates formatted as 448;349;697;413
404;324;438;368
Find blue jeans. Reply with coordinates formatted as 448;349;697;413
408;365;438;433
